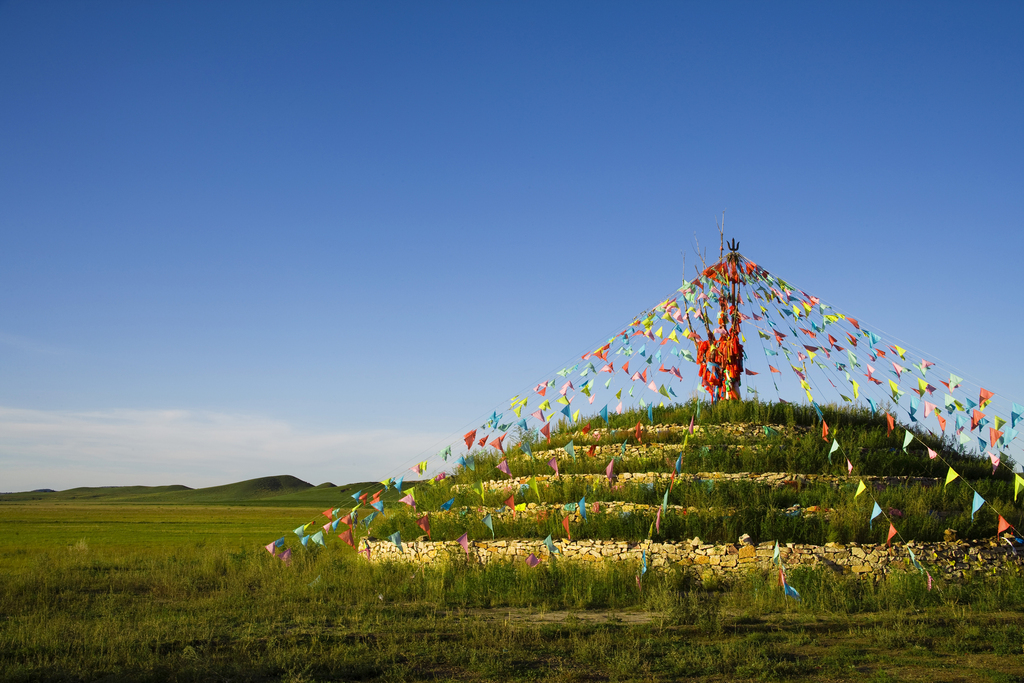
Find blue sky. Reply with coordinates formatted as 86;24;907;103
1;1;1021;491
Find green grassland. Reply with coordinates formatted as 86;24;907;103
3;400;1024;681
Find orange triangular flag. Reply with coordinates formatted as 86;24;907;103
998;516;1011;535
822;420;829;441
886;413;894;435
886;523;897;547
562;515;571;541
980;388;994;408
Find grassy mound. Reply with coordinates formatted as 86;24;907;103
336;399;1020;548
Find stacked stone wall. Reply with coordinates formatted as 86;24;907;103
366;536;1023;581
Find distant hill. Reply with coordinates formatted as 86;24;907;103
0;476;411;507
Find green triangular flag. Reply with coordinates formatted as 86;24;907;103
902;430;913;452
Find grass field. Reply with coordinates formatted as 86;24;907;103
3;502;1024;682
5;400;1024;681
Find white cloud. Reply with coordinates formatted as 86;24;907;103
0;406;447;492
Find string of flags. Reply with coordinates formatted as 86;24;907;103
266;244;1024;597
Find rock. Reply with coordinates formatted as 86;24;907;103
738;533;753;546
944;529;958;542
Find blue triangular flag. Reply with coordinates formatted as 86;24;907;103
544;533;558;555
972;491;985;520
482;513;494;538
870;501;882;529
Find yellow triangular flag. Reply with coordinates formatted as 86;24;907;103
855;480;866;497
945;466;959;487
1015;474;1024;502
894;345;906;359
654;326;664;339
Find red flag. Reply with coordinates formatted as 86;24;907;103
322;508;334;519
477;436;486;447
847;317;860;329
937;414;947;431
417;515;431;539
769;365;781;374
587;445;596;457
745;369;758;376
562;515;571;541
998;516;1011;535
634;422;643;442
490;435;506;453
971;409;985;431
886;523;897;547
990;428;1004;446
540;422;551;443
505;495;515;516
463;430;477;449
339;529;354;548
822;420;829;441
886;413;894;435
621;361;630;374
582;424;592;435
